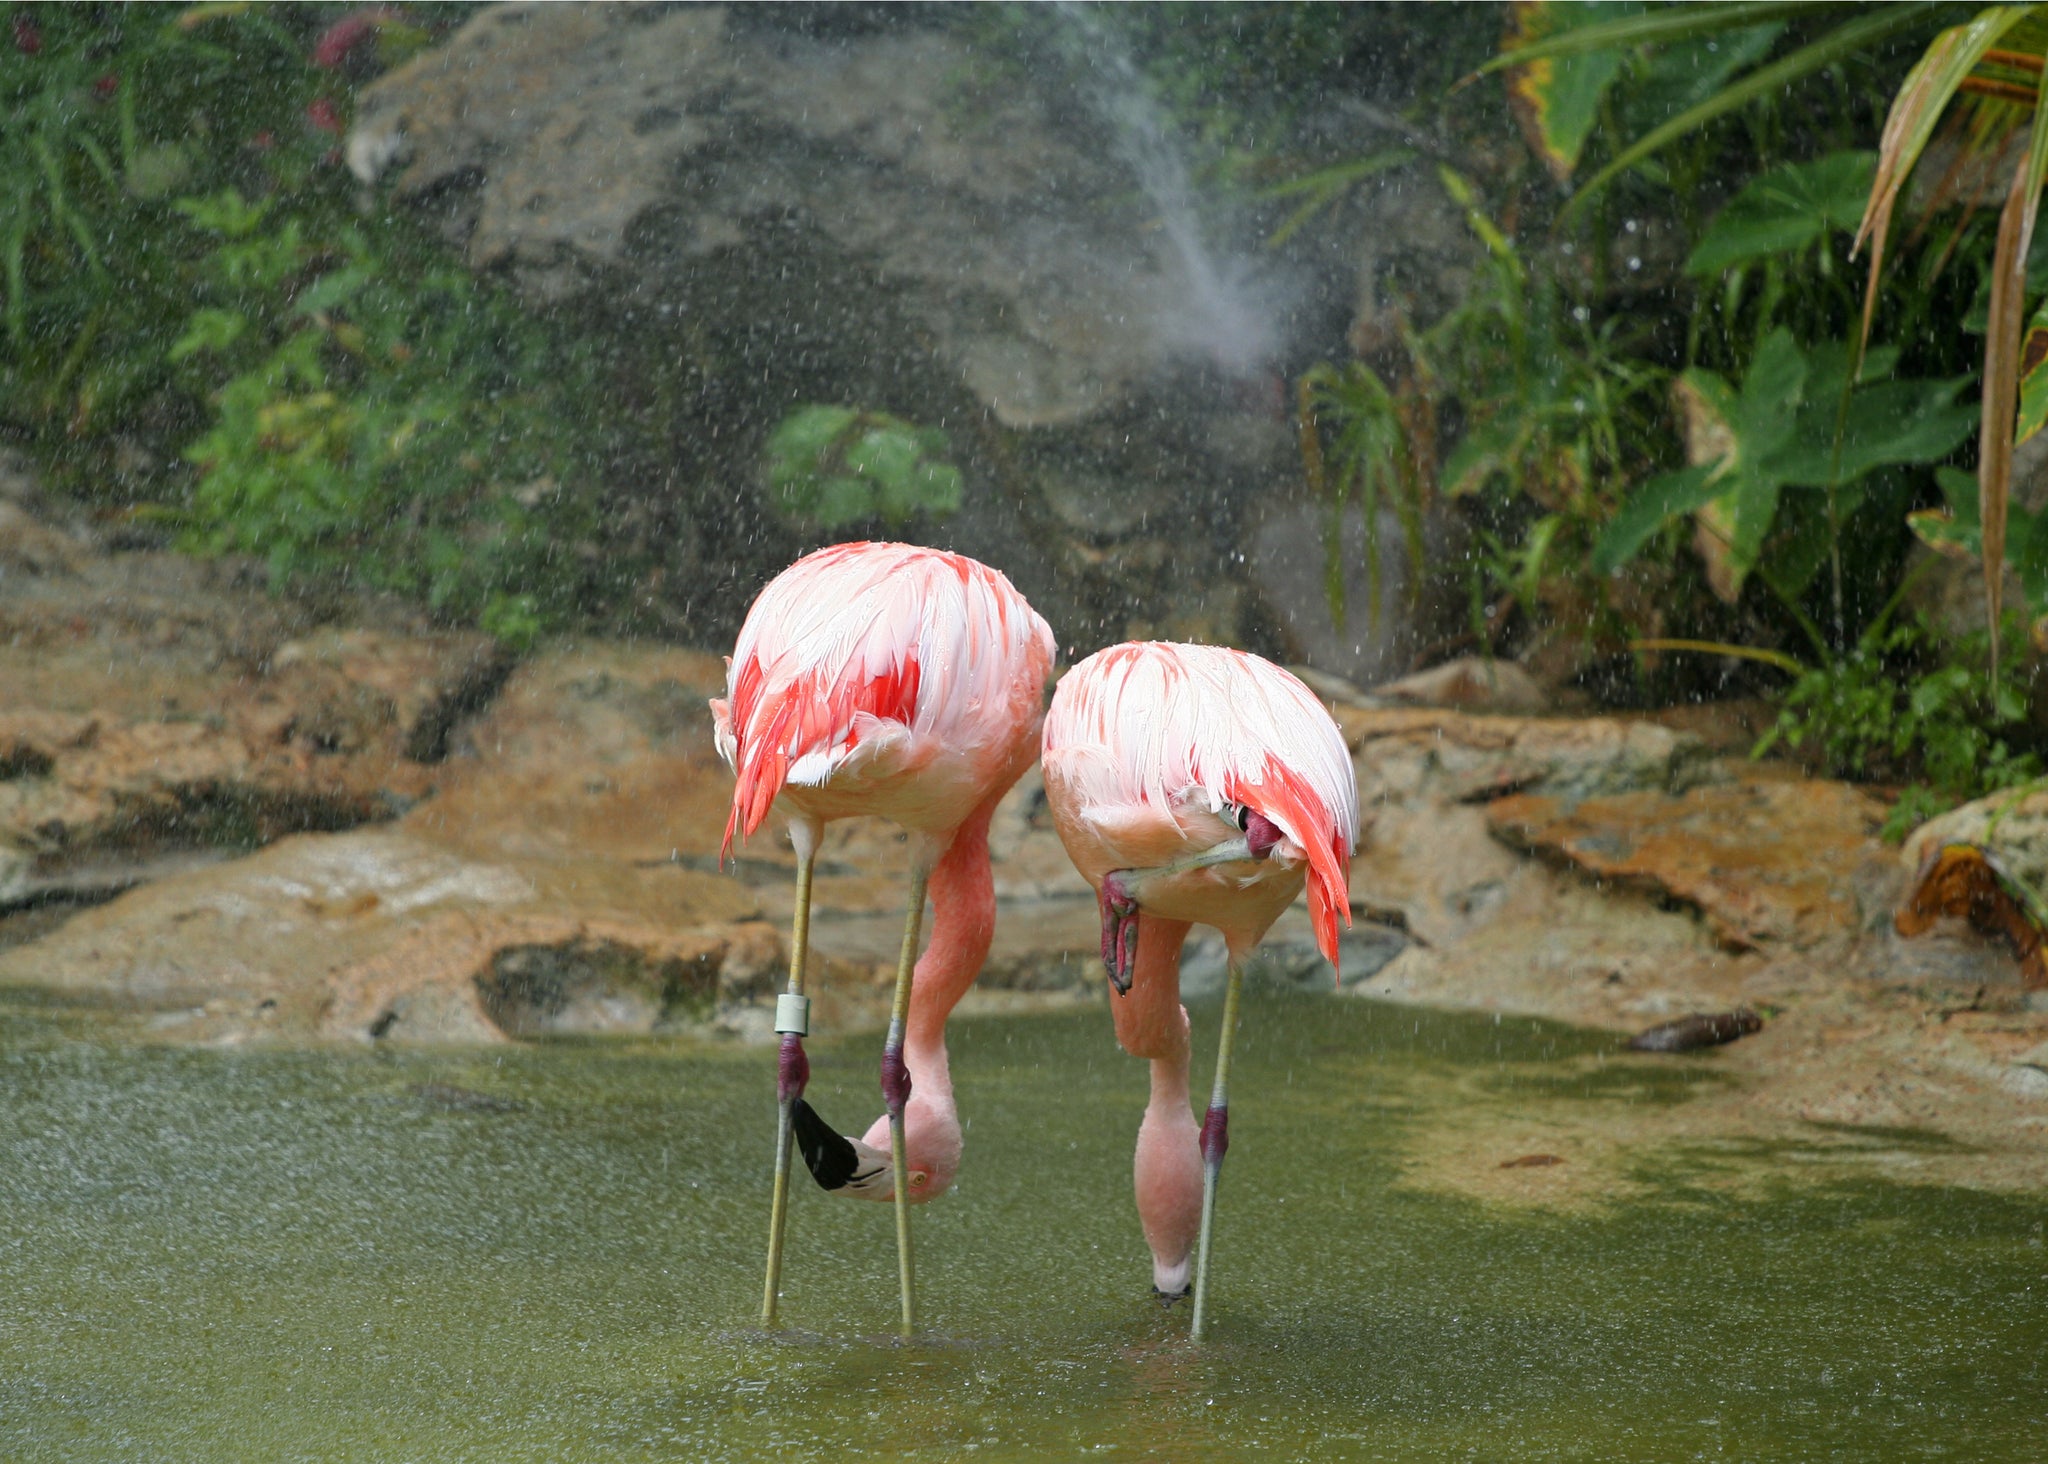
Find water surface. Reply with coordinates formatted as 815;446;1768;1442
1;991;2041;1461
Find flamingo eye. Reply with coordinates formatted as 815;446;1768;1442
909;1169;931;1188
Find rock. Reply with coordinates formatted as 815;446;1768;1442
1335;703;1710;805
0;500;86;576
1625;1009;1763;1053
337;6;1484;651
1371;656;1551;716
0;638;1096;1042
1893;834;2048;990
1250;496;1468;691
268;627;513;763
1900;788;2048;899
0;494;518;910
1486;774;1890;951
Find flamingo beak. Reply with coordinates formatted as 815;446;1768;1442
1099;832;1269;995
1099;872;1140;995
790;1097;901;1200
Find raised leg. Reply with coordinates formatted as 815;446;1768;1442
884;862;932;1337
1189;956;1245;1342
761;844;816;1328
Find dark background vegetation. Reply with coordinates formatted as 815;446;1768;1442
6;1;2047;831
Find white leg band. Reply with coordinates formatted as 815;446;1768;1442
774;992;811;1036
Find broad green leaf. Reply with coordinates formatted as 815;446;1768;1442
1568;3;1955;221
1685;151;1877;275
1781;376;1975;486
1479;0;1827;71
169;307;247;362
292;265;374;317
1619;22;1782;141
766;406;962;529
1591;462;1718;574
2020;299;2048;444
1505;2;1640;182
1603;332;1971;596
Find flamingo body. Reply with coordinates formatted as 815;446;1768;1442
1043;642;1357;960
1042;641;1358;1300
716;541;1053;853
713;542;1054;1206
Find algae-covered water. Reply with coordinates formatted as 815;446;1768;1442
1;990;2042;1462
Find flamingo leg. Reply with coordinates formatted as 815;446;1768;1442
883;862;931;1337
760;849;815;1329
1189;955;1245;1342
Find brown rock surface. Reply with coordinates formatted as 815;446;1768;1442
0;503;510;910
0;489;2043;1183
1485;774;1891;950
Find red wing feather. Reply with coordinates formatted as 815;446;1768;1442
1227;757;1352;966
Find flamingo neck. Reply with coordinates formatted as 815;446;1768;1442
858;795;1000;1200
904;797;999;1062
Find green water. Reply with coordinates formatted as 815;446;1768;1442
0;992;2042;1462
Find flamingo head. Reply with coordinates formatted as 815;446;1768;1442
790;1093;963;1205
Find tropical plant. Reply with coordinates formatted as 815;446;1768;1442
1484;1;1967;215
1295;167;1674;639
1591;331;1975;610
1296;360;1426;622
1850;6;2048;685
1753;610;2042;838
764;406;964;531
168;189;588;645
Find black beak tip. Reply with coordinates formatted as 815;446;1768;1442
790;1096;859;1192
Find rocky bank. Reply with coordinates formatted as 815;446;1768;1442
1;482;2044;1202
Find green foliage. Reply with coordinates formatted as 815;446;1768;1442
1489;1;1961;215
1592;332;1975;598
1296;168;1670;643
2;6;606;647
166;189;587;646
765;406;963;531
1298;361;1423;623
1910;466;2048;641
0;5;323;441
1755;614;2042;838
1684;152;1878;276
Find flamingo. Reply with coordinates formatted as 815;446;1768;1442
711;541;1054;1335
1041;642;1358;1339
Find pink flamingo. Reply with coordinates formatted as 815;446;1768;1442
712;541;1054;1335
1041;642;1358;1339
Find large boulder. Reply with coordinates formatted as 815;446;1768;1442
344;3;1470;668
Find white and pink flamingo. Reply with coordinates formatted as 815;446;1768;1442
712;542;1053;1336
1041;641;1359;1339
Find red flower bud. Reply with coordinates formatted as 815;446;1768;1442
93;72;119;101
305;97;343;135
13;14;42;54
310;7;395;69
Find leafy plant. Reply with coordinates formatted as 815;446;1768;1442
1851;6;2048;682
764;406;963;531
1754;612;2042;838
1683;151;1878;277
1295;167;1671;646
169;189;590;645
0;4;327;446
1297;361;1426;622
1484;1;1965;215
1592;331;1975;604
